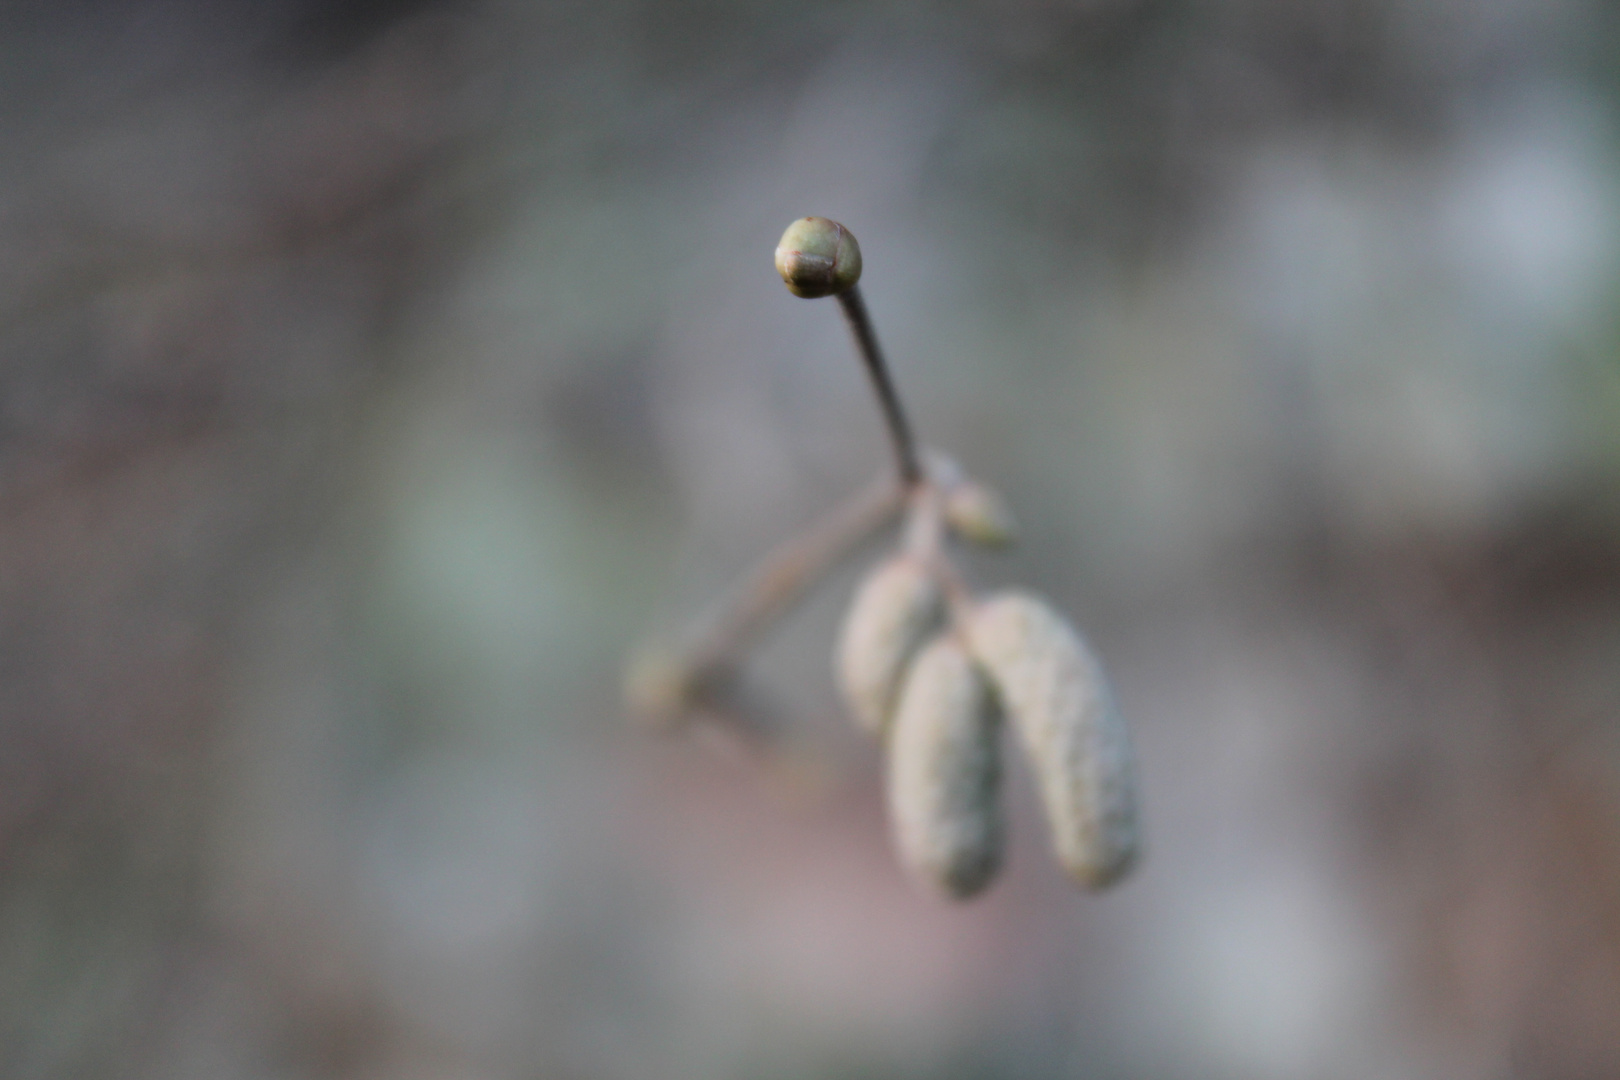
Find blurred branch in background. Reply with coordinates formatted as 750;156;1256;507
2;1;1620;1078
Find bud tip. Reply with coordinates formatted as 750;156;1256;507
775;216;863;298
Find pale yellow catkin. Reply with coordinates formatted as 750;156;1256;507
967;592;1139;889
835;554;944;736
886;634;1004;899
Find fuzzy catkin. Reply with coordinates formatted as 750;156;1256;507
835;554;944;736
886;635;1004;899
967;592;1139;889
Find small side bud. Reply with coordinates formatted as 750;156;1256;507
623;643;698;729
835;554;944;736
886;635;1004;899
775;217;862;298
944;482;1017;548
967;592;1140;890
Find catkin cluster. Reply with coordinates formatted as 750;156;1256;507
628;217;1139;904
836;460;1141;899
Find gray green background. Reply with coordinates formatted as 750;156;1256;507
5;2;1620;1077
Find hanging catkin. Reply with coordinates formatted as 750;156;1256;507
968;592;1139;889
886;634;1004;898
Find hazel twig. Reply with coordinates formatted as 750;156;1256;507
625;472;903;726
839;286;922;487
684;472;904;673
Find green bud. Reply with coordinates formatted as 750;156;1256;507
944;481;1017;548
775;217;862;298
623;643;699;729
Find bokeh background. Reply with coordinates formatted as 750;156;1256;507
5;1;1620;1077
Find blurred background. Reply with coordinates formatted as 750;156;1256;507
4;1;1620;1077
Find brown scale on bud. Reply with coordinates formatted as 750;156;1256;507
967;591;1139;890
775;217;863;298
835;554;944;737
886;634;1004;899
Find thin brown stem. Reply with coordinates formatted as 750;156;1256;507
899;479;978;633
838;285;922;488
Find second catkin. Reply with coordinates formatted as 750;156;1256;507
968;591;1140;890
886;634;1005;899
